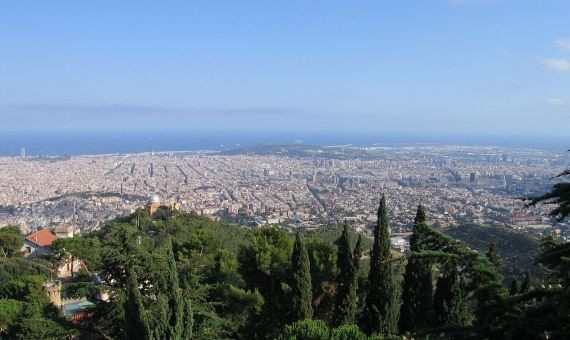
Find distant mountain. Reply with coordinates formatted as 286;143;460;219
445;224;541;280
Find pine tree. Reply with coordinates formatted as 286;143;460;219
290;232;313;321
362;195;399;335
166;241;185;340
529;166;570;221
509;277;518;295
124;270;151;340
399;206;434;333
486;240;501;272
433;264;470;327
333;223;357;325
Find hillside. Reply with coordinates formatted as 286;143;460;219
445;224;541;280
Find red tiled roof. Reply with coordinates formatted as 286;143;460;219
25;228;59;247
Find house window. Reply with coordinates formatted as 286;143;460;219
25;246;32;254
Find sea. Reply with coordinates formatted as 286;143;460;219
0;130;566;157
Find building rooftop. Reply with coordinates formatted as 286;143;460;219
25;228;59;247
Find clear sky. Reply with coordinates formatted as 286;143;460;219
1;0;569;138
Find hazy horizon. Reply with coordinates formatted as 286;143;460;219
0;129;567;157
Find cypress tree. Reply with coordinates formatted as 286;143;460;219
166;242;185;340
362;195;399;335
290;232;313;321
433;264;470;327
509;277;519;295
182;296;194;339
399;206;434;333
124;270;151;340
333;223;357;325
486;240;501;272
399;256;433;332
520;270;532;294
414;204;427;225
353;234;362;276
152;294;170;340
410;204;427;251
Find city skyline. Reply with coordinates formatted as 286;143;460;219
1;144;566;237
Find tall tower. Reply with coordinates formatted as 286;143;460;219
20;147;26;158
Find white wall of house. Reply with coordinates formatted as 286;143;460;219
21;240;52;259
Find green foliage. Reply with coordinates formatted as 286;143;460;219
6;201;567;339
331;324;368;340
277;319;329;340
446;224;540;280
399;215;508;337
496;236;570;339
433;264;471;327
238;226;293;336
509;277;518;295
239;226;292;293
485;240;501;272
97;222;154;289
353;234;363;274
0;299;22;330
362;196;399;335
0;257;50;299
51;236;101;269
290;232;313;321
6;278;76;340
166;241;185;339
538;236;570;285
0;225;22;258
150;294;169;339
9;313;76;340
399;255;433;333
124;270;151;340
306;237;337;321
520;270;532;294
303;226;373;252
224;285;264;337
409;205;429;252
182;293;194;340
278;321;372;340
333;223;357;326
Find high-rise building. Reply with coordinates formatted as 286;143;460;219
20;147;26;158
470;172;478;184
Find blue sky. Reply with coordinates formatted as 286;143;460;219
0;0;569;137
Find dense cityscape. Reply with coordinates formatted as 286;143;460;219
1;144;568;241
2;1;570;338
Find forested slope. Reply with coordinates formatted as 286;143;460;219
445;224;541;279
